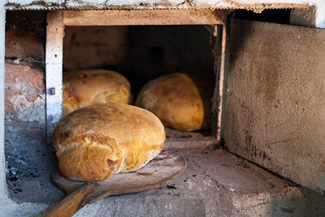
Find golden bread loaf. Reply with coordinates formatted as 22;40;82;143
135;73;213;131
62;88;78;116
63;69;131;116
53;103;165;181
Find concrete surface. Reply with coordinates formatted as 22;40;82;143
2;147;325;217
225;18;325;193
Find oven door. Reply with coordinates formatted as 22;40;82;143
225;18;325;194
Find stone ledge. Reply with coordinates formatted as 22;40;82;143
3;147;325;216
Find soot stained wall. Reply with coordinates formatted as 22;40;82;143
63;25;215;96
5;11;64;203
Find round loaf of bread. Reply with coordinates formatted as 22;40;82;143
62;88;78;116
63;69;131;116
135;73;213;131
53;103;165;181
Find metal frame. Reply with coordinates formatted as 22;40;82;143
45;10;227;145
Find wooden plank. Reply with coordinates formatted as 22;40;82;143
46;11;64;145
62;10;224;26
47;151;186;216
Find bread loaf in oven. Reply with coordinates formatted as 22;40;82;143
53;103;165;181
135;73;213;131
62;88;78;116
63;69;131;116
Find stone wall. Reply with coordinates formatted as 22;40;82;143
5;11;64;203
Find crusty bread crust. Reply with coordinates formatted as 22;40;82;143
63;69;131;116
53;103;165;181
135;73;213;131
62;88;78;116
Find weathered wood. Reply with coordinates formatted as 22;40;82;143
46;11;64;145
62;10;224;26
48;151;186;216
44;182;99;217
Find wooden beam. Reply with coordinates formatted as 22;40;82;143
63;10;224;26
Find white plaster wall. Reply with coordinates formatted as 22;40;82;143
3;0;325;27
315;3;325;27
0;2;6;200
1;0;323;8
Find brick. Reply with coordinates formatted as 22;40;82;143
5;63;44;89
5;63;45;123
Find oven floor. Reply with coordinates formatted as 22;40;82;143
4;147;325;217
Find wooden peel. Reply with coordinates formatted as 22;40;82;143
45;150;187;217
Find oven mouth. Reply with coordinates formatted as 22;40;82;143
6;18;223;203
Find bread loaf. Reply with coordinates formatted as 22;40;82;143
53;103;165;181
135;73;213;131
62;88;78;116
63;69;131;116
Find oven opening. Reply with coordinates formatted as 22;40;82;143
62;25;217;143
6;13;224;203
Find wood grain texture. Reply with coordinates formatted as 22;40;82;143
44;182;99;217
48;150;186;216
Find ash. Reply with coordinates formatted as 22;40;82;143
5;122;65;203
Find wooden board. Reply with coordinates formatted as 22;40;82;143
52;150;187;204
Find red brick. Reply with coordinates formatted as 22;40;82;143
5;63;44;90
5;63;45;122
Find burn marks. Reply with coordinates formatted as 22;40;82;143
166;184;177;189
6;153;40;187
5;122;64;203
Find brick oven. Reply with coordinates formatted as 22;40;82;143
1;0;325;216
